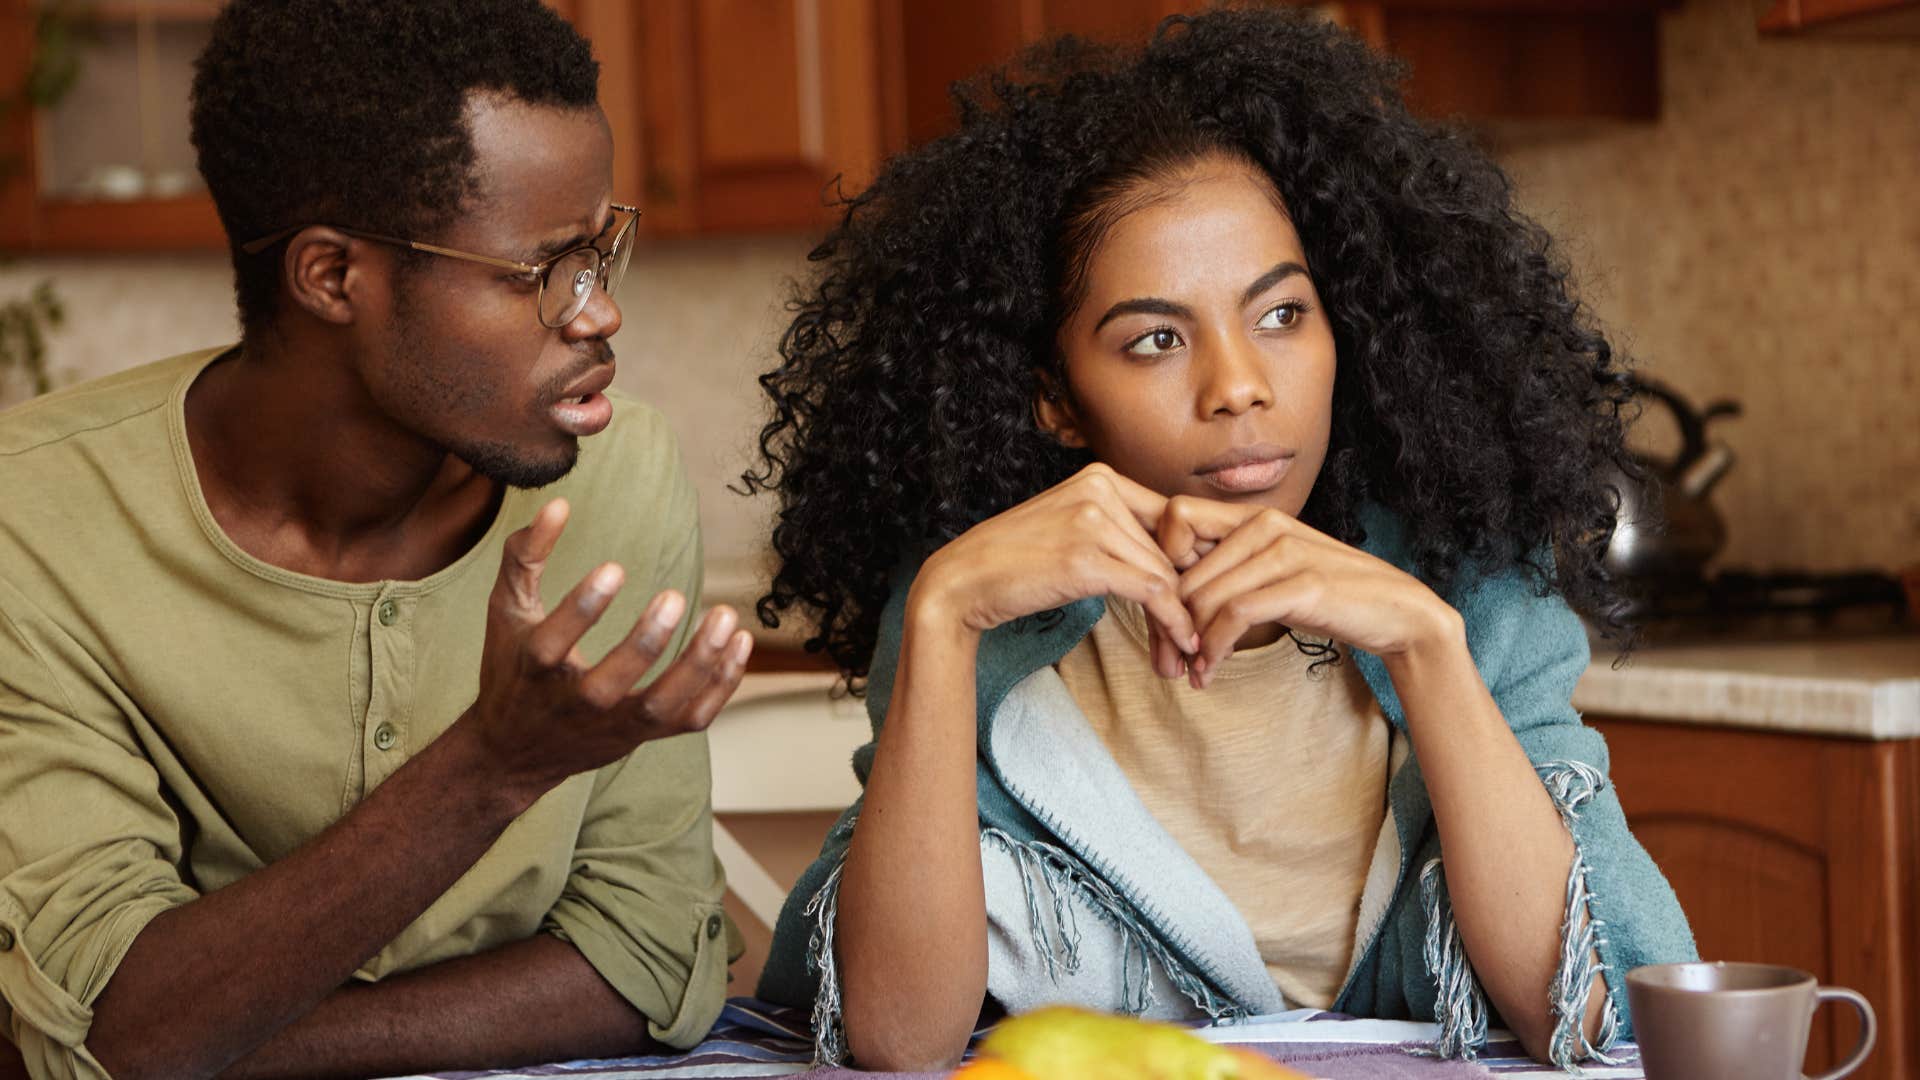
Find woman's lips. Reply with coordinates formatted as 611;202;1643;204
1195;446;1294;494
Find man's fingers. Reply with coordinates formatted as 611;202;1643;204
493;498;571;614
628;606;741;719
525;562;624;669
654;629;754;738
575;589;689;706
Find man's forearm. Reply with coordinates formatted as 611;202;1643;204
217;933;652;1080
87;719;539;1080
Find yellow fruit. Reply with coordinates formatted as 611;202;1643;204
975;1006;1309;1080
951;1060;1042;1080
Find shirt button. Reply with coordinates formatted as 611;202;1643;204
0;926;13;951
377;600;398;626
705;913;723;941
373;722;397;751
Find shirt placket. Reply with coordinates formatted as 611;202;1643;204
362;585;417;789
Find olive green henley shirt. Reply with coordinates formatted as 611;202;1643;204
0;347;733;1079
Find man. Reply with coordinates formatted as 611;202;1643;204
0;2;752;1078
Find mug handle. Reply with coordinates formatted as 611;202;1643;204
1805;986;1877;1080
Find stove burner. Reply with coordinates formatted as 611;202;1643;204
1617;569;1910;642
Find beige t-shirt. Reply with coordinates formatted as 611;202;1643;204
1055;598;1390;1008
0;349;731;1079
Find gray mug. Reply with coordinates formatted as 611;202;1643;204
1626;962;1876;1080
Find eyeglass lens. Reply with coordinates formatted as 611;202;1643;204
538;215;637;328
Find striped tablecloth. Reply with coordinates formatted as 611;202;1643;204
399;1000;1643;1080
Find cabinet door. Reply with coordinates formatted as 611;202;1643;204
1593;718;1919;1080
1759;0;1920;32
611;0;898;234
0;0;226;252
893;0;1188;147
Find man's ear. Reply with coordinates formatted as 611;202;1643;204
281;227;372;326
1032;371;1088;449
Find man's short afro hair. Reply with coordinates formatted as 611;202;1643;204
190;0;599;332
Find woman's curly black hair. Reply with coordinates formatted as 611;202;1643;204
742;8;1638;686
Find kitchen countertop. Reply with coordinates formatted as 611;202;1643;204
1575;634;1920;740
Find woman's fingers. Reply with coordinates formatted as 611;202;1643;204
1156;494;1253;570
1069;463;1171;534
1186;551;1299;644
1089;525;1200;656
1059;472;1199;661
1178;510;1298;601
1146;621;1190;681
1081;547;1200;654
1193;577;1327;686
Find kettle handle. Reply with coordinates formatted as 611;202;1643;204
1627;376;1706;474
1626;376;1741;475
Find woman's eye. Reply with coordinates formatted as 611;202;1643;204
1125;327;1184;357
1257;302;1308;330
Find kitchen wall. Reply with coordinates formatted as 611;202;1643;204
1497;0;1920;574
3;0;1915;583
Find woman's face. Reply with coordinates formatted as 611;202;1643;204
1045;153;1336;516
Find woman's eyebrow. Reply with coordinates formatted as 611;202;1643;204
1240;261;1311;307
1092;260;1312;331
1094;297;1193;332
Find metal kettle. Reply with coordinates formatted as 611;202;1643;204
1602;376;1742;582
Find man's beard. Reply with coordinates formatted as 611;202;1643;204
452;433;581;489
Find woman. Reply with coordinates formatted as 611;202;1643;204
744;8;1694;1071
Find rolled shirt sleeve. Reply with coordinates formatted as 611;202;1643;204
0;593;199;1080
541;731;731;1049
542;457;733;1049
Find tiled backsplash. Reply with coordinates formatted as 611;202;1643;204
3;0;1914;582
1497;0;1920;573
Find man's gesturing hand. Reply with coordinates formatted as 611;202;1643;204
468;498;753;805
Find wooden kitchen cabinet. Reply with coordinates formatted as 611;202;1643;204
1758;0;1920;33
1591;717;1919;1080
889;0;1669;149
0;0;227;252
562;0;1673;238
3;0;1676;252
566;0;904;236
3;0;905;248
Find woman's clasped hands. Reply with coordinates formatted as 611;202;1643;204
912;463;1459;690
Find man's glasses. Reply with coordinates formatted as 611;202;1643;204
240;204;641;329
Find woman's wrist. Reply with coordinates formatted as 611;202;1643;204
1379;592;1469;682
903;572;985;653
